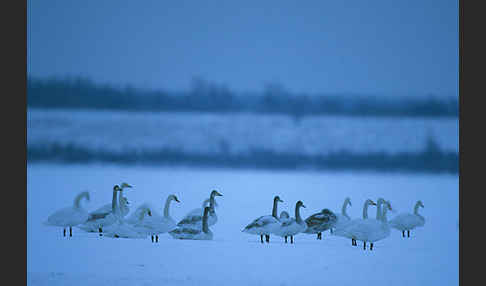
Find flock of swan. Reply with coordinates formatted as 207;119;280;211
45;182;425;250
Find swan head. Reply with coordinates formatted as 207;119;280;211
274;196;284;203
113;185;121;191
211;190;223;197
120;182;133;190
365;199;377;206
385;200;392;211
344;197;352;207
297;201;306;208
417;200;424;208
169;194;180;203
376;198;386;206
81;191;90;201
280;211;290;219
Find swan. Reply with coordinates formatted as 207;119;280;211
332;197;352;232
303;207;337;240
242;195;283;243
274;201;307;244
102;189;149;239
168;207;213;240
140;194;181;243
78;185;127;235
45;191;90;237
344;198;392;250
176;190;222;229
333;199;376;246
389;200;425;237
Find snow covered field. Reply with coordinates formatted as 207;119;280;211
27;163;458;286
27;108;458;155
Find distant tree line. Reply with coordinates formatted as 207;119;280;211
27;76;458;118
27;142;458;174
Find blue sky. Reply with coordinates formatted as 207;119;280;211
27;0;458;97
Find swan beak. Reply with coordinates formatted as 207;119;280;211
279;199;284;203
216;192;223;196
302;205;306;208
371;201;377;206
126;200;130;205
148;210;152;216
175;197;180;203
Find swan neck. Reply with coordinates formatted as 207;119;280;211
202;209;209;233
138;208;147;221
73;192;87;209
118;191;124;211
295;205;303;223
272;199;279;218
341;200;350;219
381;205;389;222
111;189;117;213
164;197;172;218
362;201;370;219
414;201;421;215
376;200;384;220
209;195;216;211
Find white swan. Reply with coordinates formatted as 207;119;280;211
168;207;213;240
333;199;376;246
176;190;222;229
344;198;392;250
45;191;90;237
141;194;181;243
78;185;127;235
274;201;307;244
389;200;425;237
242;195;283;243
303;207;337;240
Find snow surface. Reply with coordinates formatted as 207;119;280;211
28;163;458;286
27;108;458;155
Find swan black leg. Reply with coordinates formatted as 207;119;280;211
330;228;334;234
156;235;159;243
370;243;373;251
265;235;270;243
285;236;288;243
69;227;72;237
151;235;154;243
99;227;103;237
363;241;366;250
402;230;405;237
260;235;264;243
63;228;66;237
407;230;410;237
291;236;294;244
